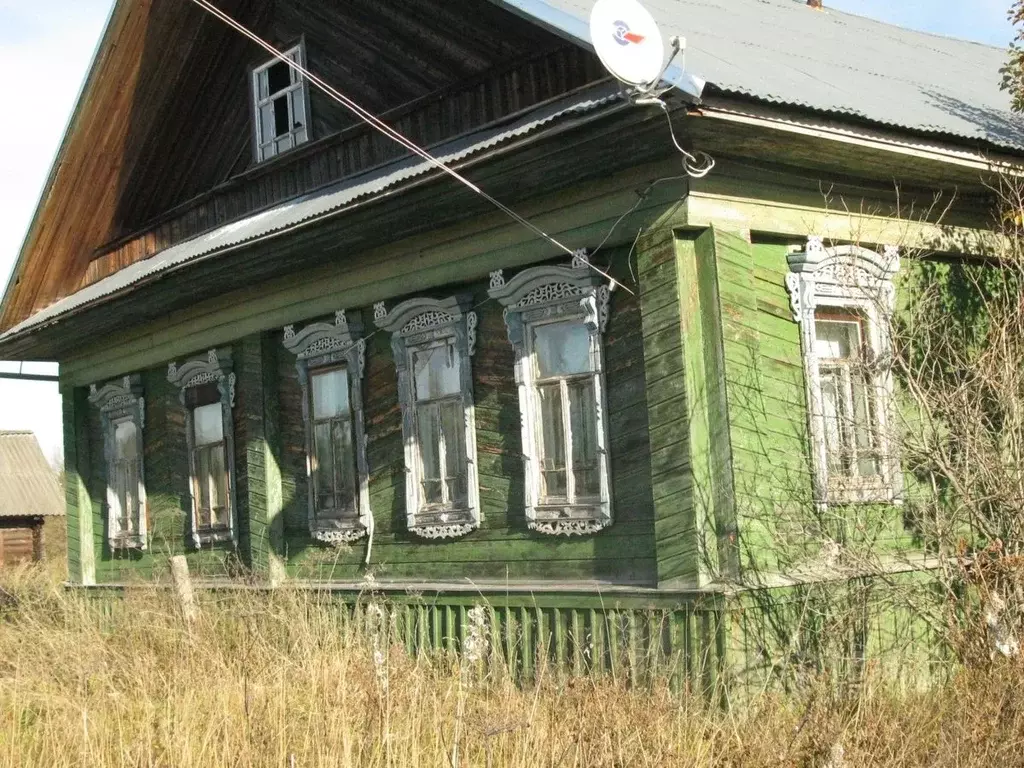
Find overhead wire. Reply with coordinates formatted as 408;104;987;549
170;0;725;567
183;0;634;294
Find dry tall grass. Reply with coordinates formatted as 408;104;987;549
1;567;1023;767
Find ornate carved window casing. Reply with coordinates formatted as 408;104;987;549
283;310;372;545
89;375;147;550
785;237;902;508
167;350;238;548
375;296;480;540
489;253;613;536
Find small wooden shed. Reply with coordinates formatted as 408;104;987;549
0;432;63;565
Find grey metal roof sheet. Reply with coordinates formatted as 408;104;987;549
498;0;1024;150
0;432;63;518
0;86;619;342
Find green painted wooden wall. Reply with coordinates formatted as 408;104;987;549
65;254;662;587
275;265;658;583
709;231;922;577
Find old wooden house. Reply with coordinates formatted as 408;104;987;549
0;432;65;566
0;0;1020;685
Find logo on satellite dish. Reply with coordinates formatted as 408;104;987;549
612;20;646;47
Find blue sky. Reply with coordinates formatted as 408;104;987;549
0;0;1016;465
827;0;1013;46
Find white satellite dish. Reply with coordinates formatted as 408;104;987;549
590;0;666;88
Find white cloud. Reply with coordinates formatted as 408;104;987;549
0;0;112;466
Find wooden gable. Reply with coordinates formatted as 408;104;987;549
0;0;589;335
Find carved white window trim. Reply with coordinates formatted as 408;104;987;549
89;374;147;551
785;237;902;508
283;310;372;545
488;253;613;536
167;349;238;547
375;296;480;540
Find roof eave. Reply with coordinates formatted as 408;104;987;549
0;0;130;330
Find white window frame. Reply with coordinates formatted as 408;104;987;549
89;375;147;550
251;43;311;163
167;350;238;547
375;296;480;540
489;253;613;536
283;310;372;545
786;237;902;508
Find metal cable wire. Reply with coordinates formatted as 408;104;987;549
184;0;635;293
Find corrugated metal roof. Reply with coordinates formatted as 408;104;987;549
0;432;63;518
498;0;1024;150
0;86;620;343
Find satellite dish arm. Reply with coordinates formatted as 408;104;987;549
655;37;705;100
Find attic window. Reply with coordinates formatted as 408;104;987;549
252;44;310;162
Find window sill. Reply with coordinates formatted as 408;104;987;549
410;508;478;540
310;522;367;545
528;506;611;537
826;483;900;506
109;534;147;551
193;528;235;547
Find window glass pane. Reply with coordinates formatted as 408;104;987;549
440;400;467;506
267;60;291;95
537;383;567;500
193;403;223;446
197;446;212;526
117;455;138;533
289;88;306;130
568;378;600;497
852;372;881;478
313;421;334;512
332;418;356;513
209;445;228;528
417;405;443;505
414;342;461;400
820;368;844;474
259;103;276;143
114;420;138;461
312;368;350;419
814;319;860;360
273;96;290;137
534;322;591;378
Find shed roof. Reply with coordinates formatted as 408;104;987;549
0;432;64;518
496;0;1024;150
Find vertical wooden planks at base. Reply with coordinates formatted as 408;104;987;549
571;609;585;676
520;606;533;682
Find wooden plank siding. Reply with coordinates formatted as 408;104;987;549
713;234;918;577
78;0;603;291
277;265;657;583
710;231;817;574
69;253;658;586
62;386;95;585
637;226;739;588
